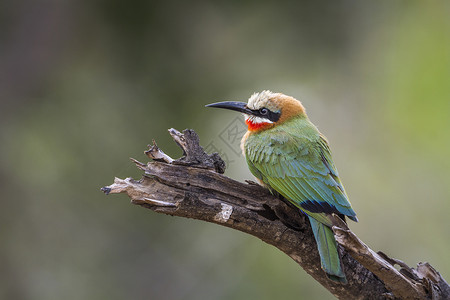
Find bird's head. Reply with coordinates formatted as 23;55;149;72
206;90;306;132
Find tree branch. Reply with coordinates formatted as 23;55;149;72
101;128;449;300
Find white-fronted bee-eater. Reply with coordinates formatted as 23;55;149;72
206;90;357;283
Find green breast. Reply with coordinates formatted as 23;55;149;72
244;116;320;183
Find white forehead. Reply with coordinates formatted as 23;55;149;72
247;90;279;110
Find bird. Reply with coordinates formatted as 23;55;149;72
206;90;357;283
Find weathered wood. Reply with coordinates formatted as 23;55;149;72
102;128;449;300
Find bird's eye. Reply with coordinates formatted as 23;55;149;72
260;108;269;115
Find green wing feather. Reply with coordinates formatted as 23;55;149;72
244;117;357;225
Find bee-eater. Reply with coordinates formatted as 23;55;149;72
206;90;357;283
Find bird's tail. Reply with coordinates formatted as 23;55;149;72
308;216;347;283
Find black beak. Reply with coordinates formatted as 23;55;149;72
205;101;253;115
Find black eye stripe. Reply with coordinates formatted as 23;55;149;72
250;107;281;122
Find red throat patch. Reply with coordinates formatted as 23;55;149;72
245;119;273;131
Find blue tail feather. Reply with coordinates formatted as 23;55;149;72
308;216;346;283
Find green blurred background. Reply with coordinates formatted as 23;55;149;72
1;1;449;299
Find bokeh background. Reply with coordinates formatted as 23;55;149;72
1;1;449;299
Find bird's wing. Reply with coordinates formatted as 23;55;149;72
245;131;357;224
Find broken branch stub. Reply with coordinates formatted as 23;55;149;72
169;128;225;173
102;128;449;300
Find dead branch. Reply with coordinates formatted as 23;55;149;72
101;128;449;300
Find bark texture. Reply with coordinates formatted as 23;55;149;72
101;128;450;300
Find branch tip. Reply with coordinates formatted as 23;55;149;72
100;186;111;195
144;142;174;163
